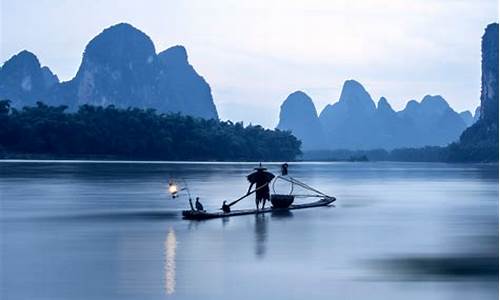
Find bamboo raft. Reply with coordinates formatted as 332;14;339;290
182;197;335;220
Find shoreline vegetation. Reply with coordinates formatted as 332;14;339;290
0;101;497;163
303;140;498;163
0;101;301;162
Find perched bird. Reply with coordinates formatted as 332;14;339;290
221;200;231;213
195;197;204;211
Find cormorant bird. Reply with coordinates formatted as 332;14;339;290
221;200;231;213
195;197;204;211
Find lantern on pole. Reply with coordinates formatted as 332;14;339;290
168;181;180;198
167;179;191;199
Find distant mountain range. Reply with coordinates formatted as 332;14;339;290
0;23;218;119
276;91;327;150
0;22;494;156
277;80;479;150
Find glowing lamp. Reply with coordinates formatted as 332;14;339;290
168;183;179;197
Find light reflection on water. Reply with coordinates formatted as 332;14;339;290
164;227;176;295
0;161;498;300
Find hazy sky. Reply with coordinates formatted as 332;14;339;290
1;0;497;127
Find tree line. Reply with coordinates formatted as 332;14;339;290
303;142;498;163
0;100;301;161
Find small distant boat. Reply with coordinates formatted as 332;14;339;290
182;197;335;220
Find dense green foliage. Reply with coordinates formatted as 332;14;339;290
447;120;498;162
0;100;301;161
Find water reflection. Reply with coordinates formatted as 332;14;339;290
164;227;177;295
372;254;498;280
221;216;229;227
271;210;294;219
254;214;268;258
1;161;497;300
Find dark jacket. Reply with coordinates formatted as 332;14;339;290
247;170;275;200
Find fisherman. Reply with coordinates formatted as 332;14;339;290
247;163;275;210
195;197;204;211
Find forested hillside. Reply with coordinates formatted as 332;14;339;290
0;101;301;161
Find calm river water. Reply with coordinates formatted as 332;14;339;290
0;161;498;299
